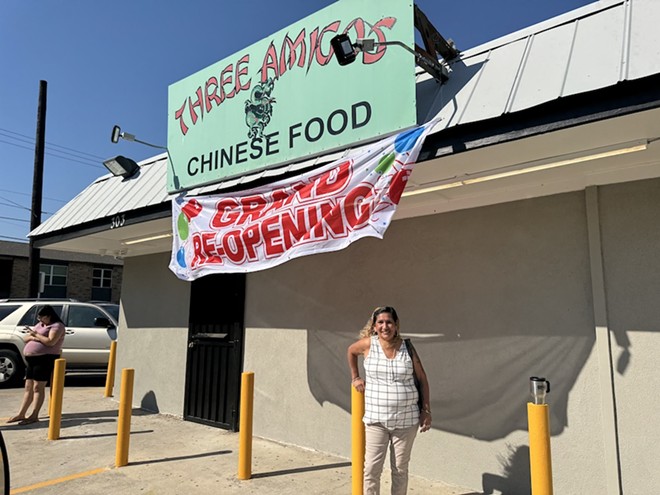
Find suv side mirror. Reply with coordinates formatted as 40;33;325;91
94;317;114;328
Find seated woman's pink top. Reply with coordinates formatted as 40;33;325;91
23;322;65;356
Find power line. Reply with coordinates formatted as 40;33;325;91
0;234;28;242
0;127;106;160
0;138;105;170
0;192;56;213
0;215;30;223
0;137;102;168
0;194;27;210
0;200;53;215
0;130;106;166
0;188;66;204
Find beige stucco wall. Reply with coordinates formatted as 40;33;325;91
244;190;610;493
115;252;191;415
598;179;660;494
113;179;660;494
244;327;350;454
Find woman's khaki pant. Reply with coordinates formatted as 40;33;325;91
364;423;418;495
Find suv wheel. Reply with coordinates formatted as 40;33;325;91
0;349;24;388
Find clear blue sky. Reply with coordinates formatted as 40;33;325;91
0;0;594;243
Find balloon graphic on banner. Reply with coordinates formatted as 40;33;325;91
175;198;203;268
177;213;189;240
375;152;395;174
375;125;425;176
394;126;425;154
176;247;187;268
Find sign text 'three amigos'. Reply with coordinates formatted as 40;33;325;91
166;0;416;193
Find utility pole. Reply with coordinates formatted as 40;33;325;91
28;80;47;298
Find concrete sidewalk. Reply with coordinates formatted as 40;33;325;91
0;380;474;494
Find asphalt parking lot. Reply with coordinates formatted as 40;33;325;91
1;375;473;494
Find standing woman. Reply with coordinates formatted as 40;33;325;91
347;306;432;495
7;305;65;425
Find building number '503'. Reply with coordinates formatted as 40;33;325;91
111;214;125;229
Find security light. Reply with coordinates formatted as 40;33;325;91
110;124;166;149
330;34;449;83
102;155;140;178
330;33;357;66
111;125;122;144
108;124;179;189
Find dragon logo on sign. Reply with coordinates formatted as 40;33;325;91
244;77;276;139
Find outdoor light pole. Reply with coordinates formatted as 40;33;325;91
27;80;47;298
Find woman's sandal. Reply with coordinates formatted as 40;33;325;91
18;417;38;425
6;416;26;423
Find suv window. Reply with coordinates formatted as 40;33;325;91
97;304;119;322
18;305;65;326
0;305;21;322
68;305;109;327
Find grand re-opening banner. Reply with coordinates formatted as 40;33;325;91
169;121;435;280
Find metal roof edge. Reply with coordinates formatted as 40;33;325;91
419;72;660;161
454;0;624;61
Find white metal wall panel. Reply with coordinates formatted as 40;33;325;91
455;39;529;124
97;180;128;219
59;182;109;228
562;6;625;96
424;51;490;127
457;43;529;124
31;156;169;236
509;23;577;112
627;0;660;80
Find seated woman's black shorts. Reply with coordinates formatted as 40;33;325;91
25;354;59;382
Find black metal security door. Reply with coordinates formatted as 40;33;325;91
183;273;245;431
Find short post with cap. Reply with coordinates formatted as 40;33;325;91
527;376;553;495
351;383;365;494
238;371;255;480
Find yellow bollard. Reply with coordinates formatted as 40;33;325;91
528;403;553;495
48;368;55;417
351;385;365;495
237;371;254;480
115;368;135;467
47;358;66;440
104;340;117;398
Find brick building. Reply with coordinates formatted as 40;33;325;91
0;240;122;302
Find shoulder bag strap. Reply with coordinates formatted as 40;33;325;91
404;339;416;376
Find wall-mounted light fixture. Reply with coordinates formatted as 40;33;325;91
108;125;180;190
111;125;167;150
402;140;649;197
330;33;449;83
102;155;140;178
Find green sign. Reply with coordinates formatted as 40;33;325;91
167;0;415;193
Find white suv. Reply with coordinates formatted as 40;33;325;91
0;300;118;388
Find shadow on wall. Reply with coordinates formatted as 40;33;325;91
415;58;484;129
141;390;160;413
308;329;593;441
481;445;531;495
248;192;599;442
121;253;191;329
300;193;599;441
